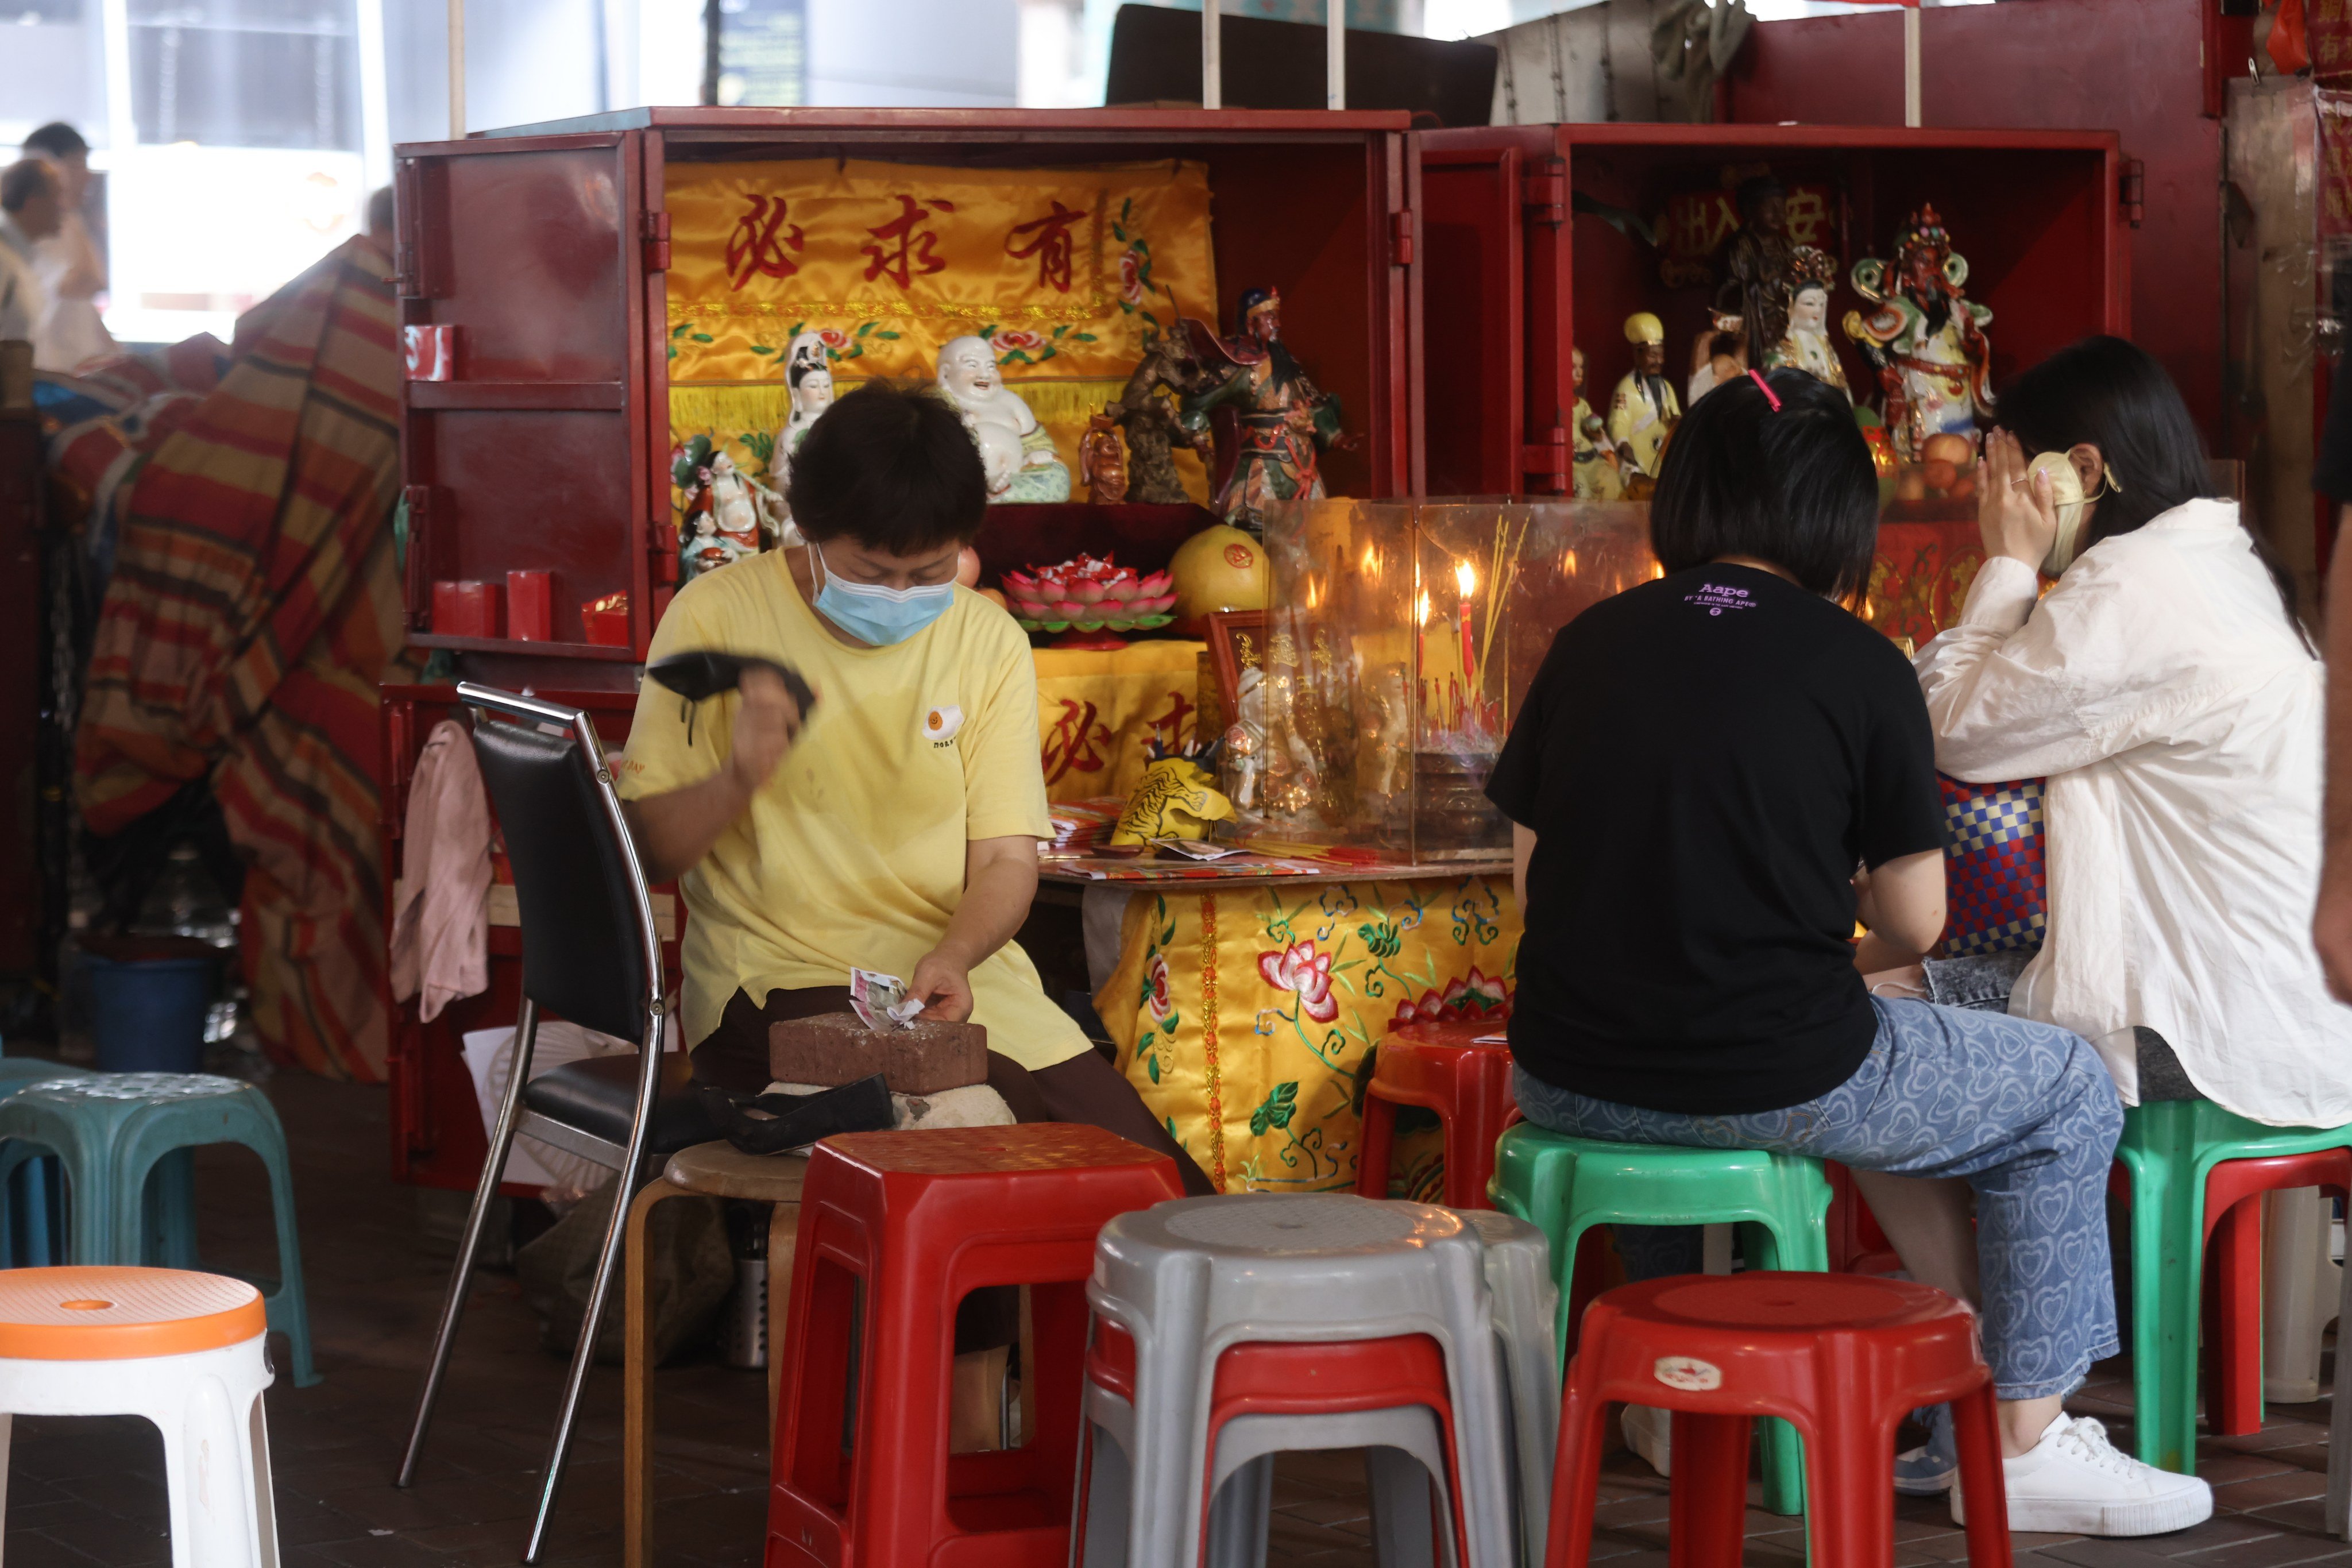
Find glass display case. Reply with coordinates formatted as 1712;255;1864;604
1238;497;1659;861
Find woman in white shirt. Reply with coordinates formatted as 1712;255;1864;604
1901;334;2348;1127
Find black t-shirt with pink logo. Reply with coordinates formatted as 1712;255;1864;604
1486;563;1943;1115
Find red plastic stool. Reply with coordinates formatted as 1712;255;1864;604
763;1125;1184;1568
1825;1162;1905;1276
2199;1149;2352;1436
1355;1019;1516;1208
1082;1319;1474;1563
1550;1273;2012;1568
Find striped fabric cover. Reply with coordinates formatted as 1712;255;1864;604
71;238;411;1080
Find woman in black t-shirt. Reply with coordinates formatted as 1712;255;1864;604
1488;369;2207;1537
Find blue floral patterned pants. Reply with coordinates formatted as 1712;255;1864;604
1512;997;2124;1399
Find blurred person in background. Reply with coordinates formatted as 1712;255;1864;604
21;123;113;370
0;160;59;356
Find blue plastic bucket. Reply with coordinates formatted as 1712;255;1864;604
82;953;215;1073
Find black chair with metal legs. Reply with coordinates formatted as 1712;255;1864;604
395;682;715;1563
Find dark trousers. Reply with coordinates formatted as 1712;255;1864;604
695;986;1215;1350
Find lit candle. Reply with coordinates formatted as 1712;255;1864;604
1455;559;1478;687
1415;588;1432;713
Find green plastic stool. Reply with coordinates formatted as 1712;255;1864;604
2116;1099;2352;1474
0;1071;319;1386
1490;1122;1833;1517
0;1057;97;1267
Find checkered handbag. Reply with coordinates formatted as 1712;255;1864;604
1937;774;2048;957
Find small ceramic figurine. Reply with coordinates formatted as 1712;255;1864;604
1079;411;1129;503
936;335;1072;503
1365;663;1412;801
1180;287;1343;536
1768;246;1848;397
1685;314;1746;406
1844;206;1994;461
1569;347;1623;501
681;505;752;582
1112;316;1212;505
1717;174;1795;365
1226;666;1267;813
1607;312;1682;483
770;332;835;524
706;451;782;558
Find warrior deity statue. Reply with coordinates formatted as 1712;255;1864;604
1843;206;1994;461
1180;287;1343;535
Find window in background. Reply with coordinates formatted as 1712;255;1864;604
716;0;807;105
103;0;380;346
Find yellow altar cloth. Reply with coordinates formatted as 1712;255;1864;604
1032;641;1203;805
1095;876;1520;1194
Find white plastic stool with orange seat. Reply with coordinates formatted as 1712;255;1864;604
0;1266;277;1567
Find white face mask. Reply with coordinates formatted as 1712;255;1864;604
2026;453;2085;576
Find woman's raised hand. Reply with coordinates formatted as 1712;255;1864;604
723;665;802;796
1978;428;2060;570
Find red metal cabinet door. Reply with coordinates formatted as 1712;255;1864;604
394;131;658;658
1420;144;1530;497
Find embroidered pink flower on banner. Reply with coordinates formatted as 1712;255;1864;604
814;327;853;352
1148;954;1175;1020
1119;249;1146;303
988;327;1048;354
1258;941;1338;1024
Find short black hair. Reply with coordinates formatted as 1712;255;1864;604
366;184;394;237
22;123;88;161
783;382;987;553
0;160;56;214
1649;366;1878;600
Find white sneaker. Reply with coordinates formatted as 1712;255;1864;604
1949;1413;2212;1536
1621;1403;1671;1477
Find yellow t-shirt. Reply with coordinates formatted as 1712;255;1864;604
616;548;1090;1071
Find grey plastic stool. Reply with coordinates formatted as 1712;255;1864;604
1078;1193;1516;1568
1080;1369;1462;1568
1460;1208;1558;1568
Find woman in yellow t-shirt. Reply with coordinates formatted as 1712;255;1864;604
620;384;1211;1447
619;384;1212;1197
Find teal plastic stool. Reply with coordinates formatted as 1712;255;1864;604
1490;1123;1833;1517
0;1057;97;1267
0;1071;318;1386
2116;1099;2352;1474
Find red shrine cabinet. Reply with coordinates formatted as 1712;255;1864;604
1415;123;2131;500
382;108;1422;1189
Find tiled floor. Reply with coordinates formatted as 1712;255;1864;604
3;1065;2349;1567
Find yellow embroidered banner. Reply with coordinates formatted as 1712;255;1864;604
665;157;1218;383
1096;878;1520;1194
1034;642;1204;804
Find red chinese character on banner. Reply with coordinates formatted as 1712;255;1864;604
724;194;805;289
1041;698;1110;784
1005;200;1087;293
862;195;952;289
1782;184;1832;249
1147;690;1197;754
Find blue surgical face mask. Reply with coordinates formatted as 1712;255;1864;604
809;540;956;646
